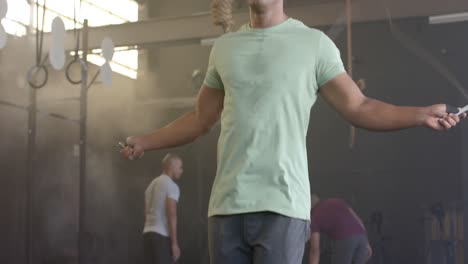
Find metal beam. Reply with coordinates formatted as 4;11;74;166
8;0;468;51
131;97;196;109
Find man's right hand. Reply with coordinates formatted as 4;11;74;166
120;137;145;160
171;243;181;262
119;85;224;160
423;104;465;131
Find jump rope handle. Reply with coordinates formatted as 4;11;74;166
446;104;459;114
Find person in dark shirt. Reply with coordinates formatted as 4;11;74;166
309;194;371;264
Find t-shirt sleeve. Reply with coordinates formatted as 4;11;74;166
316;32;346;88
167;182;180;202
203;43;224;90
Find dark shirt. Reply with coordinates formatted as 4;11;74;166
311;198;366;240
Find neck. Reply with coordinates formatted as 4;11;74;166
249;2;287;28
163;171;174;180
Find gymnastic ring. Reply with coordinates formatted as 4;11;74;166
65;59;83;85
27;64;48;89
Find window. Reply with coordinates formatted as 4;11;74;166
2;0;139;79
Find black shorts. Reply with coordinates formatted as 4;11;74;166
143;232;174;264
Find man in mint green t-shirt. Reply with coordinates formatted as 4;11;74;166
121;1;465;263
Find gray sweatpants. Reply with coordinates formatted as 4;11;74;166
208;212;310;264
332;234;369;264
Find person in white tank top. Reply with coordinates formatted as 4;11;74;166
143;153;183;264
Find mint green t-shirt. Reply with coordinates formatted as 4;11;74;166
204;18;345;220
